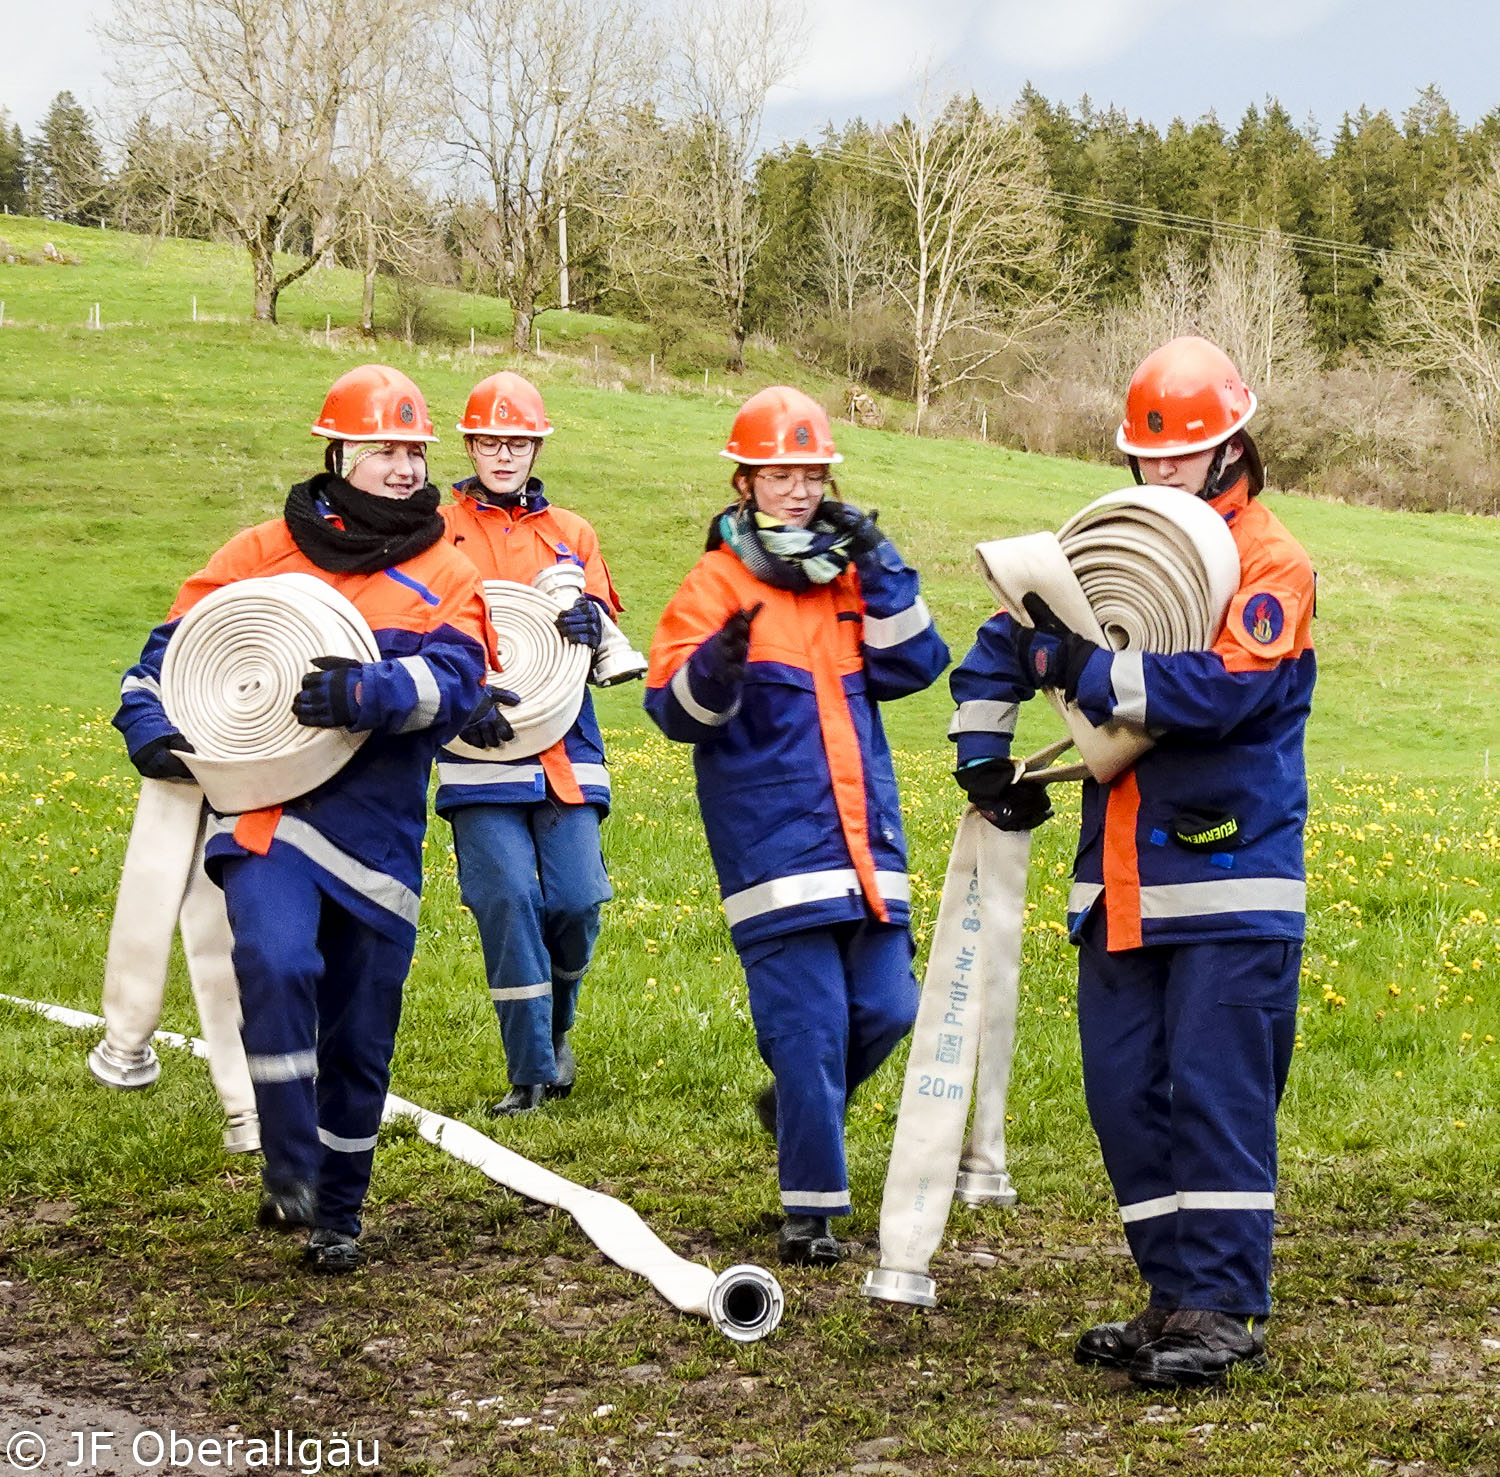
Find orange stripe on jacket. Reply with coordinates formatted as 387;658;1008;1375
1102;770;1143;952
648;549;887;921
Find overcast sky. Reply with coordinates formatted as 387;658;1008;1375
5;0;1499;149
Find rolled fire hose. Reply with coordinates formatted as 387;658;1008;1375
443;564;593;762
86;778;259;1155
864;488;1241;1308
5;994;785;1343
161;573;381;814
975;487;1241;785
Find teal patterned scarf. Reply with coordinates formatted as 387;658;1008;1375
707;502;854;592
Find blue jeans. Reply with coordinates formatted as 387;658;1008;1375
450;802;612;1085
221;850;408;1236
739;921;918;1218
1077;916;1300;1316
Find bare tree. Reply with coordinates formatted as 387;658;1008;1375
100;0;412;321
665;0;806;370
441;0;657;354
1203;229;1320;390
881;91;1089;432
1381;151;1500;444
811;184;886;376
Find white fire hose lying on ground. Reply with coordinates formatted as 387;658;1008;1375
13;993;784;1342
863;488;1240;1309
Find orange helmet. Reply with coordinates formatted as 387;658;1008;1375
311;364;437;443
720;386;842;466
1116;336;1256;458
457;371;554;438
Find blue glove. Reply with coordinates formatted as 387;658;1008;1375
131;732;196;781
458;685;521;748
699;602;763;688
1013;594;1100;703
556;595;604;649
292;655;364;729
820;500;883;558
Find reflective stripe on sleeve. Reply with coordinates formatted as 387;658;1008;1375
862;597;932;650
1110;651;1148;725
1068;881;1103;915
436;760;545;787
394;656;442;734
1178;1190;1276;1212
1118;1194;1178;1224
246;1049;318;1083
670;663;739;726
947;699;1019;738
121;673;162;699
318;1126;379;1153
1140;878;1306;919
722;868;910;927
491;982;551;1001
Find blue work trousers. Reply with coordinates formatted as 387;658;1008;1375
220;851;409;1237
450;801;612;1086
740;920;918;1218
1076;919;1300;1316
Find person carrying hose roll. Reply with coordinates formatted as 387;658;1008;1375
113;365;495;1275
436;372;622;1117
949;336;1316;1387
646;386;949;1267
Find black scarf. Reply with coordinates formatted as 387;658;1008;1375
284;471;445;574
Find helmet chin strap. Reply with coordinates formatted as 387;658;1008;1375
1128;441;1239;498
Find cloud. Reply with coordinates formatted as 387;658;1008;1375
978;0;1181;71
776;0;979;104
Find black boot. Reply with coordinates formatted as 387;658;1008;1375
490;1083;548;1116
1128;1309;1267;1389
754;1082;777;1136
257;1179;317;1233
545;1041;577;1101
1074;1305;1173;1368
304;1227;362;1275
778;1214;842;1267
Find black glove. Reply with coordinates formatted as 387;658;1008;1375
556;595;604;649
701;602;764;688
131;732;197;782
820;500;883;558
953;758;1053;832
292;655;365;729
458;685;521;748
1012;594;1100;702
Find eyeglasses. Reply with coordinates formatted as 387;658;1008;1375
755;468;829;491
471;435;538;457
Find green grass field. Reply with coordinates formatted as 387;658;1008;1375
2;220;1499;1475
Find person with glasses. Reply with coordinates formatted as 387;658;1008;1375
645;386;948;1267
437;371;623;1115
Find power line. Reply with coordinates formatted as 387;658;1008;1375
812;143;1438;270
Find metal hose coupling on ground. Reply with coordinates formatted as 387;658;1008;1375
381;1096;785;1342
8;994;786;1342
865;488;1242;1309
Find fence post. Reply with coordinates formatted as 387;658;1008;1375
470;326;475;353
981;409;987;442
535;326;541;353
703;368;709;390
649;352;654;380
191;295;197;323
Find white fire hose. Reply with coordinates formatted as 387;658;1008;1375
89;574;381;1146
863;488;1240;1308
7;994;784;1343
86;779;260;1154
162;573;382;814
